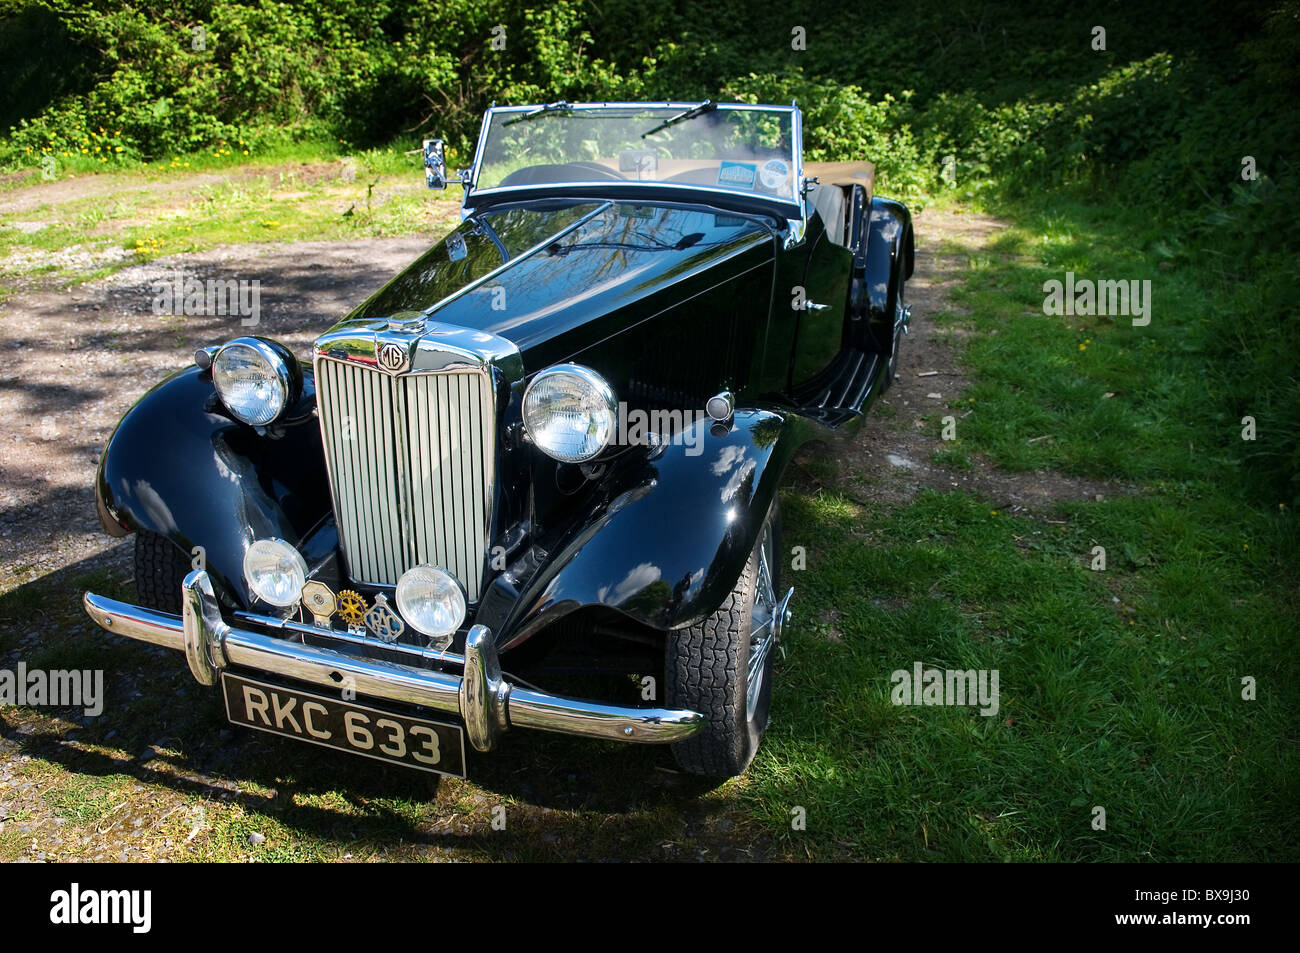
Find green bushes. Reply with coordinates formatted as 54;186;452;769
2;3;1290;200
724;71;930;196
0;0;641;162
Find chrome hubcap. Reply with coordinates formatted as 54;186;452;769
747;522;792;722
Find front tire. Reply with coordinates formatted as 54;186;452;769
666;498;784;778
134;530;191;615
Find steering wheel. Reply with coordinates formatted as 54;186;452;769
499;162;628;186
565;161;628;180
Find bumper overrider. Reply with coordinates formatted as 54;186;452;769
82;570;704;753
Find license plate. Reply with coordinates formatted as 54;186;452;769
222;674;466;777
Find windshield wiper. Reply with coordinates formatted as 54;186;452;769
641;100;717;138
502;101;574;126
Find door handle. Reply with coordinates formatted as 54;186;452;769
805;301;831;312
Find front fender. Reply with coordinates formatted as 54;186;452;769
95;366;330;608
491;409;803;650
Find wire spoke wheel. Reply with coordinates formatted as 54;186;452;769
888;282;908;383
747;519;778;722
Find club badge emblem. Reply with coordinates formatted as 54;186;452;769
301;581;337;628
337;589;367;628
363;593;405;643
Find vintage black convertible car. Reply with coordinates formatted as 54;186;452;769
83;101;912;779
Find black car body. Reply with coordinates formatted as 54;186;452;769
83;102;913;779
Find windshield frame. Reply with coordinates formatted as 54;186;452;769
462;101;805;220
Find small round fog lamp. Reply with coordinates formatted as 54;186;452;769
395;565;467;640
243;538;308;607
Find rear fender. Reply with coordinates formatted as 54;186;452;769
862;197;914;353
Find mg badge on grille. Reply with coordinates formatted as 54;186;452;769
377;341;408;373
364;593;406;643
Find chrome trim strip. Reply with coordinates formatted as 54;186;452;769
83;575;704;751
466;182;803;220
793;102;805;198
468;106;493;194
484;101;799;115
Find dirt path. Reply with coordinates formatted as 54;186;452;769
0;237;433;589
0;202;1123;862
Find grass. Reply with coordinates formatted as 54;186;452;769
0;138;464;283
930;195;1243;483
741;189;1297;860
931;448;973;471
753;486;1294;860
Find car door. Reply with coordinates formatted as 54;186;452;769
789;184;853;392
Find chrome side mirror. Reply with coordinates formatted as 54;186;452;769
423;138;448;190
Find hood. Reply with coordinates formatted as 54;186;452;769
337;200;774;369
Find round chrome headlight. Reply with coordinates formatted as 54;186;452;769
213;338;294;426
395;565;467;640
243;538;308;607
522;363;617;463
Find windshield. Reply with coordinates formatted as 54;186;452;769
472;103;799;209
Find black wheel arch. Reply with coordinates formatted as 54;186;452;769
862;197;913;356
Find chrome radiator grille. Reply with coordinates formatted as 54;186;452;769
315;357;493;601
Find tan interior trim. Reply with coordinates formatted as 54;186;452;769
803;161;876;193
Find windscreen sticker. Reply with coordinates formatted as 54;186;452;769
759;159;790;191
717;161;757;190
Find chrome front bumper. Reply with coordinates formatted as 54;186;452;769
83;570;703;753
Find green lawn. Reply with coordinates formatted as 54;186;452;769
754;193;1297;860
0;140;464;284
